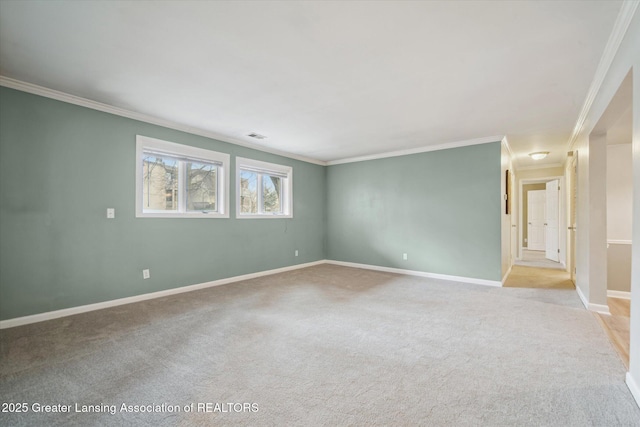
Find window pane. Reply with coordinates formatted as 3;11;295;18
143;155;178;211
186;162;217;212
263;175;282;213
240;170;258;214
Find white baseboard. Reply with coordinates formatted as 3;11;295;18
589;303;611;315
608;290;631;300
325;260;502;287
0;260;325;329
575;285;611;314
502;264;513;285
627;372;640;409
576;285;589;309
608;240;632;245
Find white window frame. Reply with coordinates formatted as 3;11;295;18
236;157;293;219
136;135;230;218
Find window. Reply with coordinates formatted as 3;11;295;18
236;157;292;218
136;135;229;218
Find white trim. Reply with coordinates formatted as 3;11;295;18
575;285;610;313
567;0;640;151
235;157;293;219
325;135;504;166
135;135;230;218
517;175;565;260
607;290;631;300
501;136;515;160
0;260;325;329
0;76;515;169
0;76;511;169
0;259;504;329
325;260;502;287
502;264;513;285
626;372;640;410
0;76;326;166
576;285;589;309
589;303;611;315
608;239;632;245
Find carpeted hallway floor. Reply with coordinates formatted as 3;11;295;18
1;264;638;426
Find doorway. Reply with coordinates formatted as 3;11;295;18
518;176;565;270
586;71;632;368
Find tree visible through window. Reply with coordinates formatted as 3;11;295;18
237;157;292;218
187;161;217;212
263;175;281;213
143;155;178;211
136;135;229;218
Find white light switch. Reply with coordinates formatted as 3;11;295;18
403;253;408;261
142;269;150;279
107;208;115;219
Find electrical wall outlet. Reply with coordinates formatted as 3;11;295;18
107;208;115;219
295;250;299;257
142;269;150;279
403;253;408;261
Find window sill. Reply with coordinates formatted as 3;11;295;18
236;214;293;219
136;212;229;219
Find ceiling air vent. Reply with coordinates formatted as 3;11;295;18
247;133;267;140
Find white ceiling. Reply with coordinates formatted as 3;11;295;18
0;1;623;168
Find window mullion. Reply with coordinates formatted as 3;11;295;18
256;173;262;214
257;173;263;215
178;160;187;213
217;165;223;214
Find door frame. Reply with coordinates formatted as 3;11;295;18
518;175;566;263
567;153;578;283
545;179;561;261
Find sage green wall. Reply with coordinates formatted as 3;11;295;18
326;143;502;281
0;87;325;320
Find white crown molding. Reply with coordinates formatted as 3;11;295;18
0;76;327;166
501;136;515;159
0;260;325;329
0;76;509;168
567;0;639;151
325;260;502;287
326;135;505;166
516;163;564;171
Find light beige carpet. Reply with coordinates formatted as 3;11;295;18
504;265;575;289
1;264;638;426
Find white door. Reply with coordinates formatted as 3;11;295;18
545;180;560;261
527;190;546;250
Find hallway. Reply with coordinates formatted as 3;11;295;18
504;265;630;373
515;250;564;270
504;265;574;289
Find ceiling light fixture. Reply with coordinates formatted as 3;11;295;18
247;133;267;140
529;151;549;160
